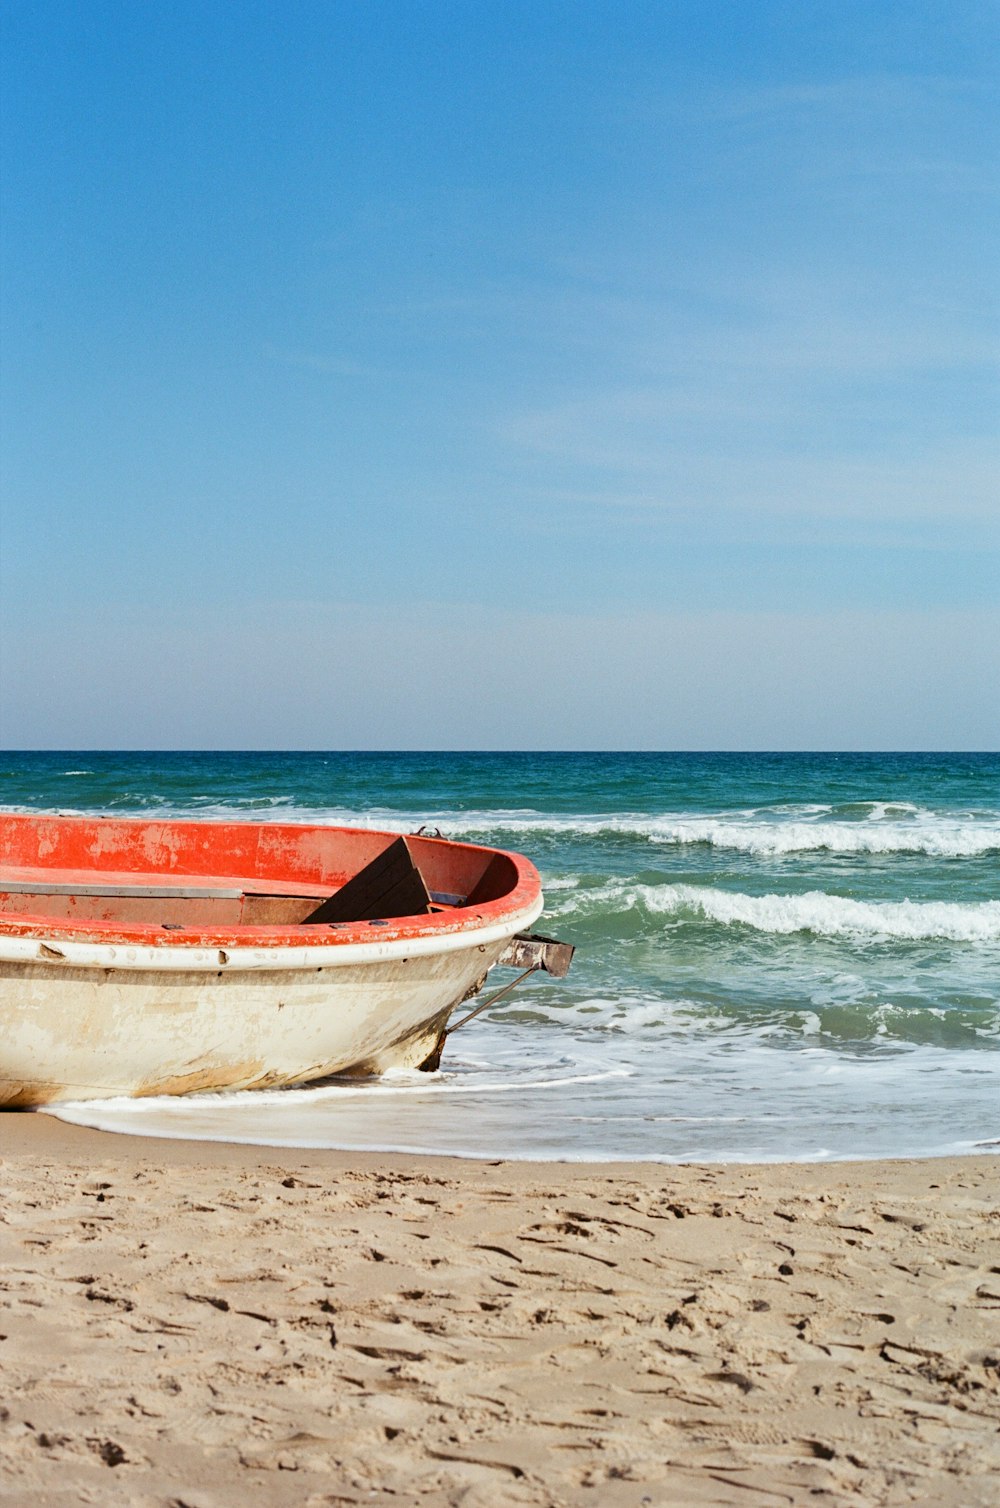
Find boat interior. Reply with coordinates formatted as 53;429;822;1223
0;817;520;930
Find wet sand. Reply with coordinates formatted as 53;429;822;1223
1;1114;998;1506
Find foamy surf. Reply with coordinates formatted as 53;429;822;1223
548;882;1000;943
5;798;998;860
42;1026;1000;1162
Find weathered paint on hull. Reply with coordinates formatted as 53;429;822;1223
0;932;516;1107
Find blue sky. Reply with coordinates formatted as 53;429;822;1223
1;1;997;748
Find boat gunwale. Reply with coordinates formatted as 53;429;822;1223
0;813;542;954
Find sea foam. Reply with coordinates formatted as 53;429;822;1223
310;805;1000;860
6;794;997;860
550;881;1000;943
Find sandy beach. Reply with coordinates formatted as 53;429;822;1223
1;1118;997;1507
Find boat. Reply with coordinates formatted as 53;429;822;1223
0;812;572;1107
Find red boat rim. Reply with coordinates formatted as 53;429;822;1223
0;813;542;952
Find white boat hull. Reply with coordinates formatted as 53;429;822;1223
0;905;541;1106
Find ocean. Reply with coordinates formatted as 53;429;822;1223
3;750;998;1163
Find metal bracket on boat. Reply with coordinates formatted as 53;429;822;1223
444;931;575;1038
496;931;575;978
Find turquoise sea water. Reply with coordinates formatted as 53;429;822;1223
3;750;998;1162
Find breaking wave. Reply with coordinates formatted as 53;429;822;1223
640;816;1000;859
313;805;998;859
549;881;1000;944
4;793;997;861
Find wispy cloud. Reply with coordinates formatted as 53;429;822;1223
629;71;997;198
262;343;384;380
645;73;989;126
694;74;987;124
497;269;997;526
503;419;998;531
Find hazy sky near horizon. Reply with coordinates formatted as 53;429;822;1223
1;1;997;749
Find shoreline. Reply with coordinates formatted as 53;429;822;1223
7;1105;1000;1171
2;1115;998;1506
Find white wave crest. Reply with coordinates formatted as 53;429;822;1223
550;881;1000;943
292;806;1000;859
4;798;997;860
643;817;1000;859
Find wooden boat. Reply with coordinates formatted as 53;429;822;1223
0;812;571;1107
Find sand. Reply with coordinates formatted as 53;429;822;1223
1;1116;998;1507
